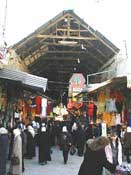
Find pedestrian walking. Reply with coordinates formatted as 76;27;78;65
123;126;131;163
104;132;122;175
25;125;35;159
76;125;86;156
19;123;27;173
105;132;122;166
38;126;51;165
8;128;22;175
0;127;9;175
78;136;116;175
60;126;72;164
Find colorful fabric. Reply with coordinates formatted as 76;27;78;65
102;112;111;125
35;96;42;115
87;102;94;117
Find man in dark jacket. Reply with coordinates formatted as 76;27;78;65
76;125;86;156
0;127;9;175
123;126;131;163
78;136;116;175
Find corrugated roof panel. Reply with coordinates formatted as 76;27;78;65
0;68;47;92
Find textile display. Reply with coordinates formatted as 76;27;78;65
87;102;94;117
101;122;107;136
41;98;47;117
97;91;106;113
35;96;42;115
102;112;111;125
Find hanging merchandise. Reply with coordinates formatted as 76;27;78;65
101;122;107;137
116;113;121;125
102;112;111;125
35;96;42;115
106;98;117;113
97;91;106;114
41;97;47;117
87;102;94;118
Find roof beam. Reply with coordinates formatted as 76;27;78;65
46;50;88;54
24;45;48;65
56;28;88;32
36;34;97;40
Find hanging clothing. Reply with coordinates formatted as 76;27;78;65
35;96;42;115
47;102;51;116
87;102;94;118
106;99;117;112
102;112;111;125
97;91;106;114
101;122;107;137
105;99;111;112
109;113;116;126
41;98;47;117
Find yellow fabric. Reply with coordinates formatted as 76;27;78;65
98;91;106;102
109;113;116;126
97;91;106;114
102;112;111;125
97;102;105;114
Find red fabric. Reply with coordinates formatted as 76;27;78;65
47;103;51;115
35;96;42;115
87;103;94;117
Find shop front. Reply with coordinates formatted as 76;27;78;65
82;76;131;135
0;68;49;128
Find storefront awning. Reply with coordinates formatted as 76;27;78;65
81;76;127;94
83;79;112;93
0;68;48;92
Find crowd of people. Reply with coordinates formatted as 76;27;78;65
0;111;131;175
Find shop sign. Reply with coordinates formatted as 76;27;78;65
69;73;85;97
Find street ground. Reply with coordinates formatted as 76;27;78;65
9;146;83;175
7;146;131;175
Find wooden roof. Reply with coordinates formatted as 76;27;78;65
12;10;120;100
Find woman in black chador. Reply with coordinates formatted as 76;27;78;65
25;125;35;159
38;126;51;165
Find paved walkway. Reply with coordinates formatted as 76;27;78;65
7;146;131;175
18;146;83;175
